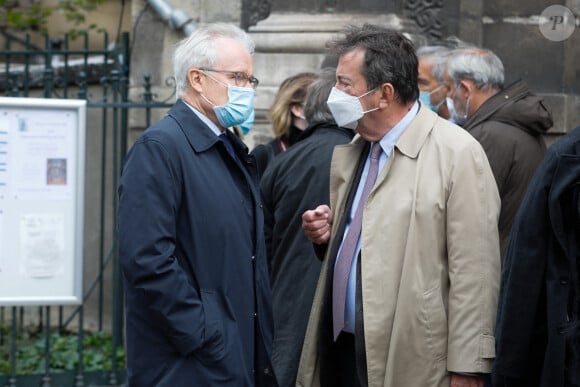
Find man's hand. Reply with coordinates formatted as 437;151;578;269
450;373;484;387
302;205;333;244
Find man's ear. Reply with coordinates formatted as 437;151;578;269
459;79;474;98
378;82;395;108
188;68;204;93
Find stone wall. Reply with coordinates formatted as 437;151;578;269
452;0;580;140
127;0;579;147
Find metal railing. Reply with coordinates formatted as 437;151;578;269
0;31;173;386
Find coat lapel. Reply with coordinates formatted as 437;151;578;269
330;138;367;221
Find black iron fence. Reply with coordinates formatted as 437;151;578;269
0;31;173;386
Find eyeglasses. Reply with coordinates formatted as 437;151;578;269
200;68;259;90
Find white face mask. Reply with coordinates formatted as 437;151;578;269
326;87;379;129
446;87;469;126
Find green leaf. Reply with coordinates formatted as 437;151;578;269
2;0;105;33
0;328;125;374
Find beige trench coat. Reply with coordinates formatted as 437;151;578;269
296;106;501;387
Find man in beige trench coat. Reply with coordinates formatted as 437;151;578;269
300;25;501;387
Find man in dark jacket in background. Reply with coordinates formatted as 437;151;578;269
444;48;553;257
492;125;580;387
260;68;354;387
118;23;277;387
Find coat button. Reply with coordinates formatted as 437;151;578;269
251;255;255;261
264;368;270;375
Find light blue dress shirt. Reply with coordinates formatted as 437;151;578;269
184;100;223;136
337;101;419;334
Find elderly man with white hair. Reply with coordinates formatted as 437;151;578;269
444;48;553;258
118;23;278;386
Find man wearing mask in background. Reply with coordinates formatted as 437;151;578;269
299;24;500;387
118;23;277;387
444;47;553;258
416;45;453;120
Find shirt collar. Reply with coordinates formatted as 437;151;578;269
182;100;222;137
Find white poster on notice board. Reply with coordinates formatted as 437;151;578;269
0;209;4;274
0;97;85;305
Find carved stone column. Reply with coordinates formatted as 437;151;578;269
404;0;444;40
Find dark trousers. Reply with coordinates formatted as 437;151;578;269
335;332;364;387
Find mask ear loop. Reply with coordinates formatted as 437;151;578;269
429;84;445;109
199;71;230;108
200;93;216;107
463;96;470;121
359;87;380;114
362;106;379;114
357;87;378;99
201;70;229;89
455;82;470;120
430;84;443;94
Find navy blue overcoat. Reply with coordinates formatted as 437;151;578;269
118;99;277;386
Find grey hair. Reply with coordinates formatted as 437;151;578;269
446;48;505;91
416;45;452;84
172;23;255;99
304;68;337;125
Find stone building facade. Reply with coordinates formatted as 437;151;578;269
128;0;579;147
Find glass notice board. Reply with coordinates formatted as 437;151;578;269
0;97;86;305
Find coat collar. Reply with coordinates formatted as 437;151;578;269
463;79;529;130
338;103;437;159
167;99;249;155
331;104;437;191
393;103;437;159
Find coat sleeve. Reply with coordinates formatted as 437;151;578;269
445;140;501;373
118;137;209;356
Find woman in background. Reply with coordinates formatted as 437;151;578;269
251;72;317;176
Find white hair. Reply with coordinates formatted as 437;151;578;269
446;48;505;91
172;23;255;98
416;45;452;84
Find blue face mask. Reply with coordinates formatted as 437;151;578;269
239;109;254;135
418;85;444;113
202;71;255;128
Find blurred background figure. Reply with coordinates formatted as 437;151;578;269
493;124;580;387
251;71;317;176
416;36;473;122
260;68;354;387
444;47;553;258
416;45;452;120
